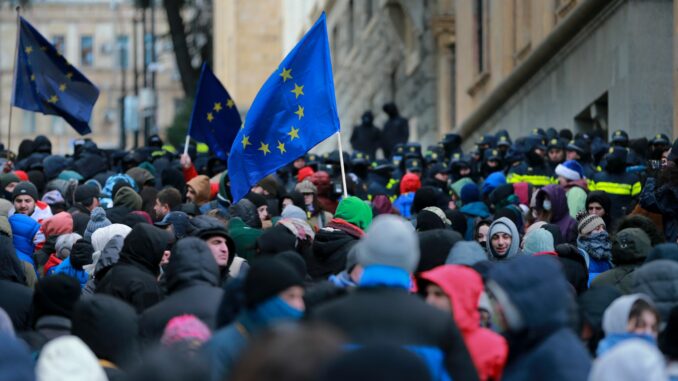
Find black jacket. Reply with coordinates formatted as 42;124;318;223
310;287;479;381
139;238;224;345
308;220;361;281
96;224;169;313
350;124;381;158
0;280;32;332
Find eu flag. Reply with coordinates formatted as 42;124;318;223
12;17;99;135
228;12;340;202
188;63;242;161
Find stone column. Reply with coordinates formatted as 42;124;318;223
432;15;455;140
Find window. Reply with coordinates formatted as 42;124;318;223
144;32;153;65
117;35;129;69
514;0;532;61
80;35;93;66
52;35;65;55
474;0;489;73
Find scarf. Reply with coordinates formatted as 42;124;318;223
578;231;612;261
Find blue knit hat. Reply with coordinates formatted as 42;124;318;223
555;160;584;181
460;183;480;204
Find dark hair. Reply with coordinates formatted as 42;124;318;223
628;298;660;331
157;187;182;211
474;219;491;241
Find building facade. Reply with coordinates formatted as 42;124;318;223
0;0;182;154
454;0;674;147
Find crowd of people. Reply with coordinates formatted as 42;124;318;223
1;115;678;381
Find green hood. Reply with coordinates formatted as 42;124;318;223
334;196;372;230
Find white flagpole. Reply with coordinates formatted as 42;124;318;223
7;6;21;155
336;131;348;198
182;134;190;156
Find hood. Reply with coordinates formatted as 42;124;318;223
488;255;570;331
119;223;170;276
42;212;73;237
0;234;26;284
645;243;678;263
32;135;52;154
612;228;651;265
416;229;463;273
166;237;219;292
43;155;69;181
631;259;678;321
578;286;622;330
486;217;521;261
90;223;132;252
72;294;139;369
0;333;34;381
419;265;482;333
371;194;395;216
9;214;39;255
446;240;487;266
459;201;490;218
114;186;142;211
536;184;569;222
125;167;155;187
382;102;399;117
602;294;654;335
186;175;211;206
400;173;421;194
450;177;474;198
589;339;666;381
229;199;261;228
481;172;507;196
334;196;372;230
256;225;297;256
92;235;125;278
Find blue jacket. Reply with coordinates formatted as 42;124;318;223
460;201;490;240
50;257;89;288
488;256;591;381
393;192;415;219
9;214;39;269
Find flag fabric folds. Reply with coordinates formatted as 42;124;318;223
12;17;99;135
228;12;340;203
188;63;242;161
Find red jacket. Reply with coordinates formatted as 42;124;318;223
43;254;62;276
419;265;508;381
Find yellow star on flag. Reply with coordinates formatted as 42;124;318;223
277;141;286;154
30;74;35;81
59;84;67;92
258;142;271;156
280;67;292;82
241;135;252;149
226;99;235;108
213;102;222;112
207;112;214;122
66;72;74;79
294;105;304;120
291;83;304;99
47;95;59;104
288;126;300;141
24;46;33;54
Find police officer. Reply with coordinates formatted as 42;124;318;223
590;146;641;220
507;135;553;187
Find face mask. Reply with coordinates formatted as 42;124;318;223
543;200;552;211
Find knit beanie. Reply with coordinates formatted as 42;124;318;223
57;170;84;182
42;189;65;205
84;207;112;241
11;182;38;202
42;212;74;236
297;166;315;182
334;196;372;230
460;183;480;204
522;228;555;255
90;223;132;252
355;215;420;273
36;336;107;381
160;314;212;348
577;211;606;236
113;186;142;210
295;179;317;194
0;173;20;189
399;173;421;194
245;192;267;208
32;274;81;321
55;233;83;260
555;160;584;181
281;205;307;221
70;239;95;269
244;257;304;308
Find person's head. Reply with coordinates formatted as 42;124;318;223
0;173;20;195
12;182;38;216
155;187;182;219
32;274;81;325
245;193;270;224
334;196;373;231
355;214;419;275
603;294;660;339
245;257;305;313
74;184;101;212
577;211;606;237
185;175;211;206
487;217;519;260
474;220;491;247
206;235;230;267
294;180;317;208
548;147;564;163
189;215;236;269
566;149;581;161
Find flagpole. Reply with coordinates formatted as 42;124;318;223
336;132;348;198
7;6;21;157
182;134;190;156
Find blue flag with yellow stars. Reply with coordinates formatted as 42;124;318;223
188;63;242;161
12;17;99;135
228;12;340;203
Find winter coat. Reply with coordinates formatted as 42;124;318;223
393;192;415;218
536;185;577;244
419;265;507;381
460;201;491;240
416;229;463;273
9;214;40;269
640;176;678;242
631;260;678;322
487;256;591;381
308;218;363;281
96;224;169;313
350;123;381;158
50;257;89;287
139;238;224;346
0;280;32;331
83;235;125;295
380;104;409;157
591;228;651;294
310;286;479;381
591;171;641;221
227;217;262;262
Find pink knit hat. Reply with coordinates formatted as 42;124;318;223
160;314;212;348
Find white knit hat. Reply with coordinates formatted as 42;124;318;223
36;336;108;381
